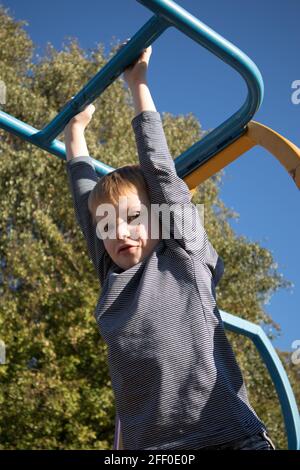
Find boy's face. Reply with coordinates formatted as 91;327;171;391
96;188;161;271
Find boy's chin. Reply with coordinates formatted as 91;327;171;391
117;254;142;270
115;243;158;270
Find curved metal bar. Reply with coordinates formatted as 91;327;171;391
181;120;300;190
1;0;263;177
247;121;300;189
221;310;300;450
137;0;264;177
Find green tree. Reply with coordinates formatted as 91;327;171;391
0;5;298;449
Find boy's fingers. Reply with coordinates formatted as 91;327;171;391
117;40;151;70
117;38;151;58
77;103;95;116
117;38;131;52
85;103;95;114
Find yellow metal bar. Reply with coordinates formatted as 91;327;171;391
186;133;255;192
186;121;300;192
248;121;300;189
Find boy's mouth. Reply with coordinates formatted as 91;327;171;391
118;244;138;253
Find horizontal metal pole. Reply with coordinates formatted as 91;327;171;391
0;0;264;182
34;15;169;146
0;109;114;177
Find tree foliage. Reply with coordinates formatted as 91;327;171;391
0;5;298;449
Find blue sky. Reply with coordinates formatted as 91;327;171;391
1;0;299;352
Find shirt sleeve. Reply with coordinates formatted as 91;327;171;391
205;239;224;286
131;110;224;284
65;155;112;285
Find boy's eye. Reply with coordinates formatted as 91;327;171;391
128;212;140;221
102;213;140;232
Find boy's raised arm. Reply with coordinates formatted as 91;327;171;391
122;44;223;284
123;47;193;210
64;106;111;285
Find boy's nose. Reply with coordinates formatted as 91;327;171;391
116;221;130;240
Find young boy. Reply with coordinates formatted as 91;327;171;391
64;45;275;450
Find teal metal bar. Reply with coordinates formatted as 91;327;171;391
0;109;114;176
34;15;169;146
221;310;300;450
0;0;263;180
137;0;264;178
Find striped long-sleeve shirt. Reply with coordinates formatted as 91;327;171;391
66;110;266;450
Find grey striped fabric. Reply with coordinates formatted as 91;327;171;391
66;111;266;450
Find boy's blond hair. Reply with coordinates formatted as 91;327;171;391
88;164;149;224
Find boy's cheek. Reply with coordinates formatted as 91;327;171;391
139;225;149;239
128;223;146;240
103;240;115;256
140;224;156;241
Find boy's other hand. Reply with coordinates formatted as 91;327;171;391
65;103;95;132
117;39;152;88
